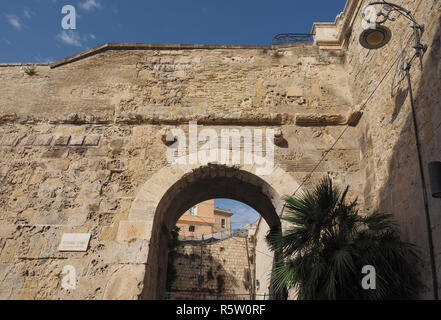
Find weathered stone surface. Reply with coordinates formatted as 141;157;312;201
27;236;45;259
54;135;71;146
0;240;18;263
0;224;16;239
170;236;253;300
21;135;36;146
0;135;19;147
0;264;12;283
84;134;101;146
69;135;85;146
286;86;303;97
116;221;150;242
0;287;12;300
103;264;145;300
0;0;438;300
34;135;53;146
11;288;36;300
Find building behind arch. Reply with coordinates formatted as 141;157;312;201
176;200;233;239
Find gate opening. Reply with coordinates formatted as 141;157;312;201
167;199;265;300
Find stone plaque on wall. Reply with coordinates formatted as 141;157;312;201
58;233;91;252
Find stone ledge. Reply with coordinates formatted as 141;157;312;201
48;42;314;69
311;0;361;50
295;114;347;126
0;63;50;68
295;111;362;127
0;111;360;127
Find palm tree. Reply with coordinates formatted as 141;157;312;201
267;176;421;300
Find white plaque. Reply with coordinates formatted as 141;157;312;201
58;233;91;252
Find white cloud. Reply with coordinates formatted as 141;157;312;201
79;0;102;11
231;206;259;230
34;56;55;63
57;30;83;47
24;9;33;19
6;14;22;30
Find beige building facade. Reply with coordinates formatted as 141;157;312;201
0;0;439;300
175;200;232;239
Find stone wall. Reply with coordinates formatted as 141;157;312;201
0;44;352;119
1;0;438;297
169;236;253;300
0;42;362;299
253;218;275;299
2;0;439;297
344;0;441;299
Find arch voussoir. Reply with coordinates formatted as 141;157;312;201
108;149;301;300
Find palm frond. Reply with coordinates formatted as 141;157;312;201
268;176;422;300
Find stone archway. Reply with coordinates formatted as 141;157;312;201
103;152;300;300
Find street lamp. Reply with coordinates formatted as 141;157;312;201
359;1;438;300
359;24;391;49
360;1;427;54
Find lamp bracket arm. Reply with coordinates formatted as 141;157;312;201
362;1;427;58
362;1;421;27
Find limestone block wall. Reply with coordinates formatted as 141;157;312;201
170;236;253;300
0;44;362;196
0;44;353;120
0;43;362;299
253;218;275;299
344;0;441;299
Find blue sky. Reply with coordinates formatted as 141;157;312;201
2;0;346;228
215;199;259;231
1;0;347;63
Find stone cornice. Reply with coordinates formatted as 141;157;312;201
0;109;363;127
0;42;312;69
311;0;362;50
0;63;50;67
44;42;311;69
